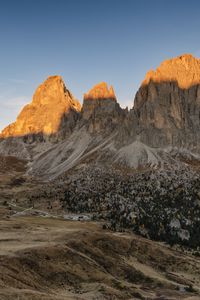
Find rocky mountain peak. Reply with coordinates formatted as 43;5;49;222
32;75;81;110
1;75;81;140
133;54;200;149
81;82;124;133
83;82;116;101
142;54;200;89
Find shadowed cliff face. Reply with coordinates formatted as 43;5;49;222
132;54;200;150
2;54;200;171
81;82;125;133
1;76;81;141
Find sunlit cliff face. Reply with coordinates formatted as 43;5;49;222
142;54;200;89
83;82;116;101
1;76;81;138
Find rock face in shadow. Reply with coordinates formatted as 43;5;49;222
81;82;125;133
1;76;81;141
133;54;200;150
2;54;200;174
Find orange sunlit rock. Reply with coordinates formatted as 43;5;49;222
83;82;116;101
1;76;81;139
142;54;200;89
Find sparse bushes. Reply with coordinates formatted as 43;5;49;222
61;166;200;249
10;177;26;186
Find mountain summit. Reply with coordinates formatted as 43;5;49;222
133;54;200;149
1;75;81;140
82;82;123;132
142;54;200;89
84;82;116;101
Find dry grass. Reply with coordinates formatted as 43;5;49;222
0;215;200;299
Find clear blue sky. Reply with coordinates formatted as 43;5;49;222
0;0;200;130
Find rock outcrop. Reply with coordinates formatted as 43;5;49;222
1;76;81;141
82;82;125;133
133;54;200;150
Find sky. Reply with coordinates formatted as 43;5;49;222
1;0;200;130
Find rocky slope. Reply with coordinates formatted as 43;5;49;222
62;164;200;248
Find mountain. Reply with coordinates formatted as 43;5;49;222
1;54;200;176
1;75;81;141
27;82;126;179
133;54;200;150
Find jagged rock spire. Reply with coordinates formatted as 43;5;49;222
83;82;116;101
1;75;81;139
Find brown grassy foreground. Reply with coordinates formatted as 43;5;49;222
0;212;200;300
